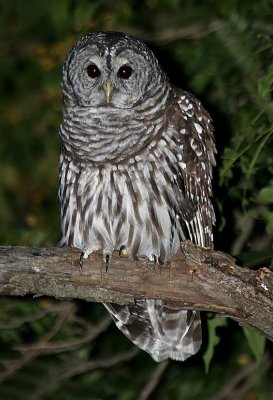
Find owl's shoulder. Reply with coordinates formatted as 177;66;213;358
167;86;216;163
171;87;212;129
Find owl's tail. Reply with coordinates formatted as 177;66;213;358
104;300;201;362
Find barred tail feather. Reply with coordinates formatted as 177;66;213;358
104;300;201;362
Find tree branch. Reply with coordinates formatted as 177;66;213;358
0;242;272;341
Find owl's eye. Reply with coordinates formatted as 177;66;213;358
118;65;133;79
86;64;101;78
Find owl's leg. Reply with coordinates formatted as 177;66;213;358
119;245;128;257
103;248;114;272
104;254;110;272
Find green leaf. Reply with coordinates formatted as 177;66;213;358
203;317;227;373
237;250;273;267
257;184;273;205
265;213;273;234
242;327;266;362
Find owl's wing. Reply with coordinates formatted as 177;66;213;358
104;301;201;362
168;88;216;248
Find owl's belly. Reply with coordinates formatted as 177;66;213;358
60;166;182;262
71;191;180;262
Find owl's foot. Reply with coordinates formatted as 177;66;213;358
79;249;112;271
148;254;164;265
148;254;159;264
119;245;128;257
103;249;114;272
79;251;89;269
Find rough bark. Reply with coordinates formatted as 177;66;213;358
0;242;272;341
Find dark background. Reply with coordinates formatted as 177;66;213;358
0;0;272;399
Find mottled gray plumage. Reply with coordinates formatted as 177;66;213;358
59;31;216;362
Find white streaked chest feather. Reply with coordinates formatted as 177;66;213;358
59;146;185;261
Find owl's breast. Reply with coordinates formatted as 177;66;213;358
60;101;169;166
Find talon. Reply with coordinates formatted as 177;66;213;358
79;251;88;269
104;253;110;272
79;252;85;269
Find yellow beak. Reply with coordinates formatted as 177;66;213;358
103;80;114;104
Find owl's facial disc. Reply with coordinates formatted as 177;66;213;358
63;32;168;110
66;40;163;109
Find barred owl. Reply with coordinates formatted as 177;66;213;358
59;32;216;362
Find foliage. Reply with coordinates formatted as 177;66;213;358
243;327;267;363
0;0;272;398
202;316;227;373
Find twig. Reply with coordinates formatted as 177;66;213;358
230;210;255;255
0;302;68;330
0;303;72;383
15;315;111;354
137;360;169;400
140;20;223;43
59;347;139;380
210;353;272;400
29;347;139;400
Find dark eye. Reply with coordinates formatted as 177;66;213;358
86;64;101;78
117;65;133;79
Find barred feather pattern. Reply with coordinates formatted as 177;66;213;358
59;32;216;362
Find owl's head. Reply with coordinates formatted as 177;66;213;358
62;32;168;109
